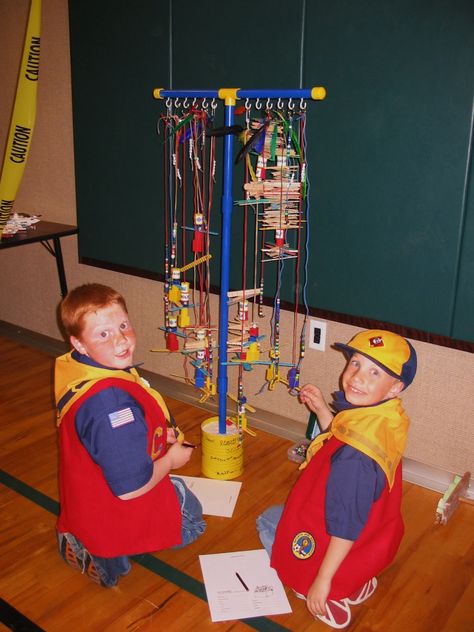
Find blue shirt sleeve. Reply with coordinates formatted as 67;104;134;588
325;445;386;541
75;386;154;496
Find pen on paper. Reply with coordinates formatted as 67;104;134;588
236;572;249;591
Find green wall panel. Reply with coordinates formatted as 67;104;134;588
69;0;170;274
303;0;474;337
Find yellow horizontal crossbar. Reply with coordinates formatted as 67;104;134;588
179;253;212;273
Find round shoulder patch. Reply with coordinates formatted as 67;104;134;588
292;532;316;559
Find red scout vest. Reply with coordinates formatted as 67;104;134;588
55;352;181;557
271;400;407;600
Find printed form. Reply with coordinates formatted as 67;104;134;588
199;549;292;622
178;475;241;517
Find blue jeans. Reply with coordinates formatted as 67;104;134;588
256;504;284;558
170;476;207;547
58;477;206;586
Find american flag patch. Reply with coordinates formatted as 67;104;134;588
108;407;135;428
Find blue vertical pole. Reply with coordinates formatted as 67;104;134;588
217;89;237;434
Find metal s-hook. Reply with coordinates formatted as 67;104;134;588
245;98;251;126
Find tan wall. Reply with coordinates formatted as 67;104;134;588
1;0;473;478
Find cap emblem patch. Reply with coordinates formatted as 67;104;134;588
369;336;384;348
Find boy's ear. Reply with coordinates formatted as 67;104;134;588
388;379;404;398
70;335;87;355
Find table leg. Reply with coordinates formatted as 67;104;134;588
52;236;68;297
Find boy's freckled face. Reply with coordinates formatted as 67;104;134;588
342;353;403;407
71;303;136;370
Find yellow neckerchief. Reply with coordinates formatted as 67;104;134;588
55;351;170;426
299;398;409;489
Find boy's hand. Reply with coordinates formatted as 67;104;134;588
166;441;193;469
306;575;331;617
299;384;328;414
306;536;353;617
167;427;178;443
299;384;333;430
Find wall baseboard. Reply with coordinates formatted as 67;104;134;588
402;457;472;501
1;320;69;356
1;320;471;502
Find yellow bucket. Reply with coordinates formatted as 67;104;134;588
201;416;243;480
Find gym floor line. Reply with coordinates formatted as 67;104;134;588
0;469;292;632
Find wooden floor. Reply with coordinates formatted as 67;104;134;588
1;335;473;632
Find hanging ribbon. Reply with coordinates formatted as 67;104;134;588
0;0;42;239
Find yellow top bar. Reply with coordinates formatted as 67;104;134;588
153;88;164;100
218;88;240;106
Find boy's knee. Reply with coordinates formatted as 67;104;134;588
256;504;284;530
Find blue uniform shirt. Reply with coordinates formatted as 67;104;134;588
324;391;387;540
326;445;386;540
72;351;154;496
